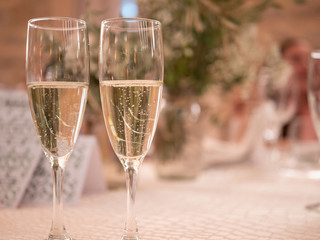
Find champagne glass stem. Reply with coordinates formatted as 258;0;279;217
266;138;279;163
264;123;281;163
123;164;139;239
49;159;68;239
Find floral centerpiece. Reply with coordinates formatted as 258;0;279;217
138;0;285;96
84;0;303;180
136;0;285;177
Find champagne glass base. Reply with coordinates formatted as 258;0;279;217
306;202;320;213
47;233;72;240
121;236;140;240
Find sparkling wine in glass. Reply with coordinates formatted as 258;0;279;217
99;18;163;239
26;17;89;240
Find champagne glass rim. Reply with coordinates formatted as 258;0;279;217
28;17;87;30
101;17;161;29
311;50;320;59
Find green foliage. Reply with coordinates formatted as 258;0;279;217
138;0;281;97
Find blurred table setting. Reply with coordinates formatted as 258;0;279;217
1;161;320;240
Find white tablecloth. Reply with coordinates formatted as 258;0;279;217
1;163;320;240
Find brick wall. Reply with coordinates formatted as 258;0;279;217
258;0;320;48
0;0;120;89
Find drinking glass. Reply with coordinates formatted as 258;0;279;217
99;18;163;239
259;67;298;161
279;116;320;179
307;50;320;211
309;51;320;141
26;17;89;240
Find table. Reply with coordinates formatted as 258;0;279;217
1;163;320;240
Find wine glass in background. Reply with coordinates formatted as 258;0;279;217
307;50;320;210
26;17;89;240
99;18;163;239
281;116;320;179
259;66;298;162
309;51;320;141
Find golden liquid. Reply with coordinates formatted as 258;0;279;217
27;82;88;158
100;80;162;164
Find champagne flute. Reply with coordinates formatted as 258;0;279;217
99;18;163;239
26;17;89;240
307;50;320;211
309;51;320;139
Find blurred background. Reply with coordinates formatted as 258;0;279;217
1;0;320;88
1;0;320;186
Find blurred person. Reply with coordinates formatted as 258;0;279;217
280;38;317;140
